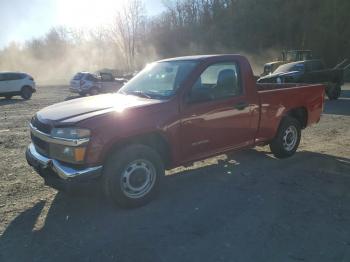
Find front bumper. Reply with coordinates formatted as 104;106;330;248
26;143;103;191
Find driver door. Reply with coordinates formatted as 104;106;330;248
180;62;255;162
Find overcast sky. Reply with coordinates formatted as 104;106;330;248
0;0;165;48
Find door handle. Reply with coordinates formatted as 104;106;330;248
234;102;248;110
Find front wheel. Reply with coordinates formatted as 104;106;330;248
269;116;301;159
21;86;32;100
103;144;164;208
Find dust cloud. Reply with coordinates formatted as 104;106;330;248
0;27;275;85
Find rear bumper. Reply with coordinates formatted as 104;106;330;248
26;143;103;191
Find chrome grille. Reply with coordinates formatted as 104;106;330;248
30;115;51;157
31;132;50;157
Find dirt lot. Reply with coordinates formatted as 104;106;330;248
0;85;350;262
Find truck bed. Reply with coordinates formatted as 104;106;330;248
255;83;325;144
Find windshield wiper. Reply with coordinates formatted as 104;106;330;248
127;90;152;99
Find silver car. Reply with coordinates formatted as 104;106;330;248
70;72;125;96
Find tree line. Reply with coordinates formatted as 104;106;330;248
0;0;349;83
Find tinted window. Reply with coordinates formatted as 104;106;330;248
85;74;98;81
2;73;25;81
73;73;84;80
188;62;241;103
263;65;272;74
292;63;305;72
101;73;113;81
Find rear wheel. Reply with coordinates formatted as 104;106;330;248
270;116;301;158
103;144;164;208
21;86;32;100
327;83;341;100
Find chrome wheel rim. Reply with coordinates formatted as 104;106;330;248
120;159;156;199
283;126;298;151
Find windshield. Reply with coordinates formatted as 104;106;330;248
118;61;198;99
274;62;305;74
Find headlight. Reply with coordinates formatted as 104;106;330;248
49;128;90;163
51;128;90;139
50;144;87;164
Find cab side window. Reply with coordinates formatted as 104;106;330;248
188;62;241;103
101;73;113;82
2;73;23;81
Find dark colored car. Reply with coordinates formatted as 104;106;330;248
26;55;325;208
262;50;313;76
258;60;344;100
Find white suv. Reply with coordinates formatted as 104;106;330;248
0;72;36;100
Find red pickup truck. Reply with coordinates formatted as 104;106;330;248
26;55;324;208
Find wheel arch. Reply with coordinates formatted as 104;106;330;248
103;132;172;168
21;85;34;92
284;107;308;129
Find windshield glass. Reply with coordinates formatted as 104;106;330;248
274;62;305;74
118;61;198;99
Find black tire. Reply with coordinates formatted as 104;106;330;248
21;86;32;100
103;144;164;208
79;92;86;96
326;84;341;100
4;95;12;100
269;116;301;159
89;87;99;96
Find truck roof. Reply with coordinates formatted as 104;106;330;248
0;71;27;74
159;54;245;62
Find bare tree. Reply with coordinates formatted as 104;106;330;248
112;0;146;70
89;26;109;69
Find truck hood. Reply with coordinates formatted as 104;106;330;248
37;93;163;123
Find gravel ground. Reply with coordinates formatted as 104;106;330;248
0;84;349;262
